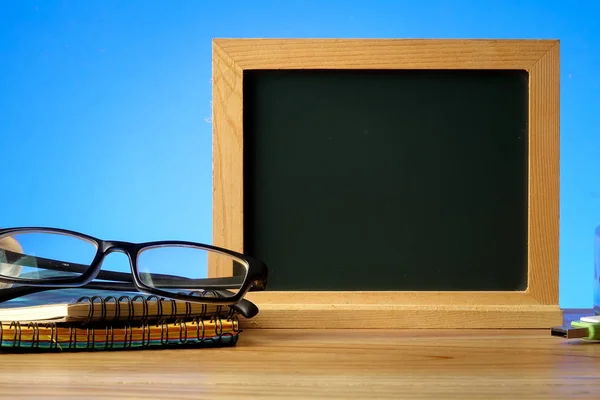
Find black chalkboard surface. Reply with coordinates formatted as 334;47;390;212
243;69;529;292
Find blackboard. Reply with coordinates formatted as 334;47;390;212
211;38;561;329
243;69;529;291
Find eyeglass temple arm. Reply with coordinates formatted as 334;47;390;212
0;283;259;319
1;249;254;290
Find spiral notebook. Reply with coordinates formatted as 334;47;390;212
0;289;237;324
0;316;241;352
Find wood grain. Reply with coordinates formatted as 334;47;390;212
239;303;562;329
2;321;598;399
527;41;561;305
211;40;244;278
211;38;561;328
213;38;556;70
240;292;563;328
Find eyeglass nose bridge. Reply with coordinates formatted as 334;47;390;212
82;241;141;284
91;241;140;274
97;240;140;256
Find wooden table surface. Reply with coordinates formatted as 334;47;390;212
1;311;598;399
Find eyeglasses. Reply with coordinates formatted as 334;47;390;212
0;227;268;306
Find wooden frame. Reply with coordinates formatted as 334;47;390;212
211;39;561;329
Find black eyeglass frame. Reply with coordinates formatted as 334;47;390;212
0;227;268;306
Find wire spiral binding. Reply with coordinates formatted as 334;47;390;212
140;321;151;347
0;321;61;350
103;296;119;321
27;322;40;348
118;295;134;320
155;315;237;346
183;289;225;321
74;293;232;325
0;314;240;352
9;321;21;348
68;325;77;349
183;289;242;341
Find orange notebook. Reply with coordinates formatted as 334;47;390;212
0;316;240;352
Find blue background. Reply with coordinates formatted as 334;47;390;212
1;0;598;308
